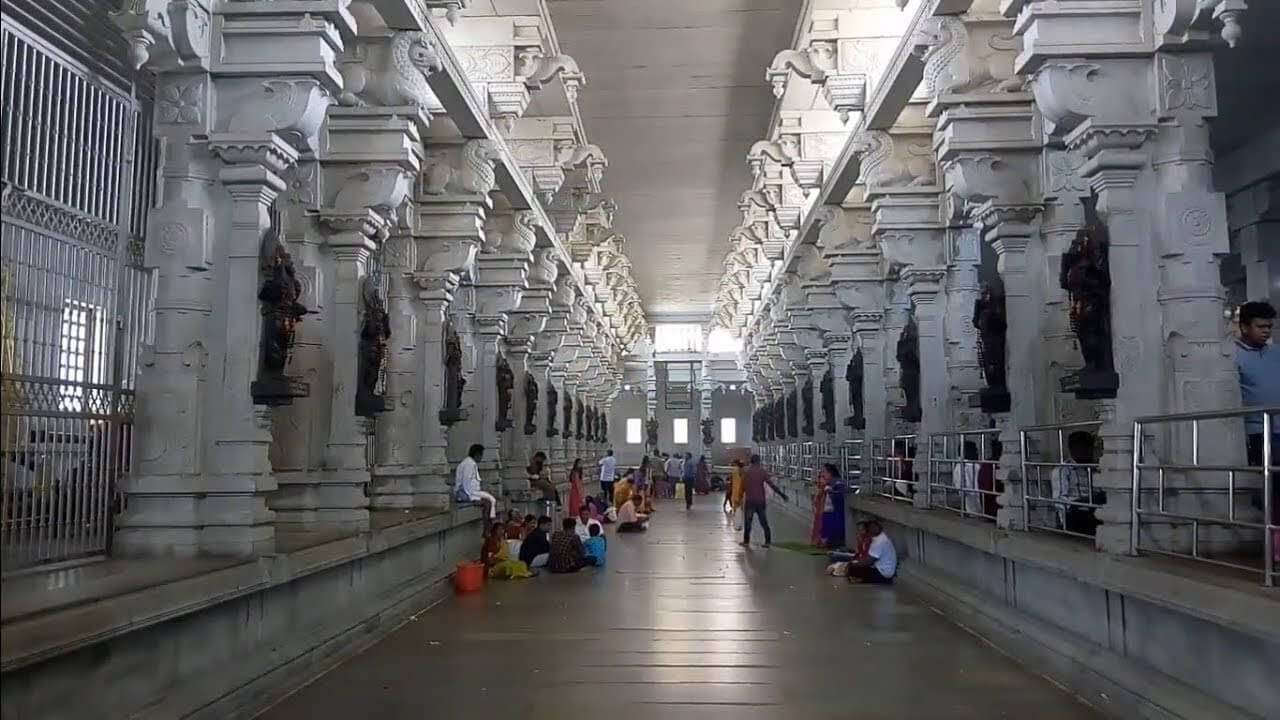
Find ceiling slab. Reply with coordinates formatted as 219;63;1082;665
547;0;800;319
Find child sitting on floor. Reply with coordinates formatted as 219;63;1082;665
583;523;607;568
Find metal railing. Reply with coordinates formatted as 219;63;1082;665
1132;406;1277;587
1021;421;1104;540
926;429;1002;521
868;435;919;502
839;440;863;486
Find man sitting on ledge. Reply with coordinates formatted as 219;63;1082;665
845;520;896;585
454;443;497;519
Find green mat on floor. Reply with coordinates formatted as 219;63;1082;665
768;541;830;556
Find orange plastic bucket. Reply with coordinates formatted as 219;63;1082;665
454;561;485;594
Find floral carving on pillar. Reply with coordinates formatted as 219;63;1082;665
972;280;1011;413
356;275;392;416
251;205;310;406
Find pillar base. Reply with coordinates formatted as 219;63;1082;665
369;464;450;510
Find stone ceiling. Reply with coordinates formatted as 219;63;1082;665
547;0;801;320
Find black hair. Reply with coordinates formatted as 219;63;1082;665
523;514;535;523
537;515;552;525
750;454;761;464
588;523;601;537
962;441;979;461
562;517;577;531
468;443;484;460
822;463;840;478
579;504;592;514
1240;301;1276;325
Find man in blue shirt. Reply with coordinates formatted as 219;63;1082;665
682;452;698;510
1235;301;1278;548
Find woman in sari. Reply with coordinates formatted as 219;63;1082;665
482;522;534;579
810;463;847;548
567;458;585;518
634;456;651;496
613;470;634;509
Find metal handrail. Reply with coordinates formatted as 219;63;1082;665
926;429;1002;522
1131;406;1277;587
1020;421;1104;540
868;435;919;503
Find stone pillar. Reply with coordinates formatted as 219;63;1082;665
978;211;1044;531
904;269;947;509
945;226;985;431
412;288;456;504
370;231;430;509
853;313;888;443
315;218;387;532
473;315;508;479
805;350;830;444
881;292;910;438
824;333;855;444
1039;172;1089;424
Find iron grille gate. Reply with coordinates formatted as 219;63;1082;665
1;16;155;572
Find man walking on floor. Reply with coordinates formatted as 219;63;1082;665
682;452;698;510
740;454;787;547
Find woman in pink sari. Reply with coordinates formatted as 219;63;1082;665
567;458;585;517
810;469;828;547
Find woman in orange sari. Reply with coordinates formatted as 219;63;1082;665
567;458;585;517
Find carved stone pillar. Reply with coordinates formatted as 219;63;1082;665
945;225;985;431
976;210;1043;530
805;351;830;443
853;314;888;443
824;333;855;444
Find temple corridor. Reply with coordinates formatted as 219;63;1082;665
262;504;1096;720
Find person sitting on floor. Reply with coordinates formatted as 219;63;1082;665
504;511;527;540
827;521;873;576
518;515;552;569
482;521;534;580
616;493;649;533
635;490;655;515
575;503;603;540
845;520;897;585
583;523;607;569
612;471;634;510
549;517;593;573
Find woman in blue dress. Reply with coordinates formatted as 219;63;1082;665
816;463;847;549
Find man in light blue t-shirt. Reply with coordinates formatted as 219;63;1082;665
1234;301;1278;552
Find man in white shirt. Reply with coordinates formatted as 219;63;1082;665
1051;431;1099;533
598;449;618;499
951;441;983;516
848;520;896;584
454;443;496;519
574;505;603;541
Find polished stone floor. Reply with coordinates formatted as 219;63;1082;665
263;499;1098;719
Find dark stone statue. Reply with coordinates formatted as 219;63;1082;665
494;353;514;432
701;416;715;446
845;350;865;430
1059;201;1119;399
438;322;467;425
355;276;392;416
820;370;836;434
523;372;539;436
896;318;922;423
773;399;784;439
251;206;310;406
575;397;584;440
973;280;1011;413
545;383;559;437
600;413;608;441
563;392;573;439
786;389;799;438
645;416;659;447
801;377;815;437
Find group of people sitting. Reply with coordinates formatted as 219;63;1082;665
825;519;898;585
481;505;609;579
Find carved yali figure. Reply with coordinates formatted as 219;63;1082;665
896;318;922;423
524;372;539;436
495;353;514;432
1058;200;1119;399
252;206;311;405
439;323;467;425
846;350;865;430
701;417;715;446
645;416;659;447
546;383;559;438
972;280;1011;413
356;275;392;416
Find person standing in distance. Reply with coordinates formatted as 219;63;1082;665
598;449;618;501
